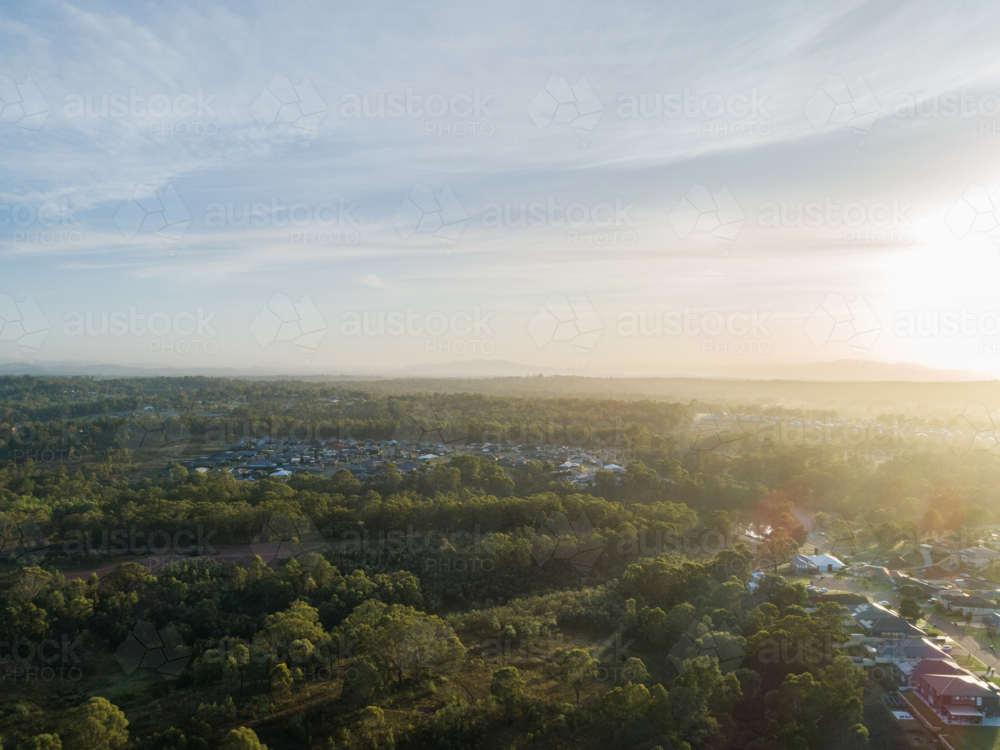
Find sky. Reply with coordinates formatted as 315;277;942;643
4;0;1000;377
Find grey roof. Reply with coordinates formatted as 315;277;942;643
875;637;949;661
848;602;926;636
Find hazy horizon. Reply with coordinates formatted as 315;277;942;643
5;1;1000;380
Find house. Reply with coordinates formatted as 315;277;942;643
874;637;950;664
982;612;1000;631
854;565;894;582
915;565;957;583
951;545;1000;570
790;554;819;574
805;554;845;573
808;592;867;607
847;602;926;639
914;672;1000;724
896;576;942;597
942;595;1000;618
894;658;967;688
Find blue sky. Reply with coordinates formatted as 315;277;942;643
4;0;1000;376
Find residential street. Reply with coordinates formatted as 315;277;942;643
812;573;1000;673
926;613;1000;672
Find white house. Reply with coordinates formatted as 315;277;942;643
806;554;845;572
943;595;1000;618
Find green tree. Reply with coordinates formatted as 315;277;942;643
490;666;525;725
900;597;921;622
60;698;128;750
559;649;599;704
341;657;386;709
269;663;292;700
219;727;267;750
600;682;652;733
621;657;649;684
23;736;62;750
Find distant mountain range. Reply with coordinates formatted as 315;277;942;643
0;357;995;382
